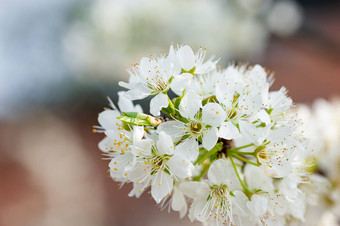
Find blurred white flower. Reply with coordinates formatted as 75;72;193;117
296;98;340;224
266;0;303;37
64;0;303;82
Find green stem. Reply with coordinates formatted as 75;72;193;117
194;142;223;165
231;153;259;166
230;151;254;155
228;153;251;195
227;143;254;152
174;139;182;146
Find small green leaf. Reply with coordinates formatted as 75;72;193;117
117;112;163;127
117;115;149;126
267;108;273;115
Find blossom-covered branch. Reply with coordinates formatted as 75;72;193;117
95;45;313;226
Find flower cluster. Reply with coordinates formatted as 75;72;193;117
95;45;312;225
297;99;340;225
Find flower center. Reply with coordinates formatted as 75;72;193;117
147;76;169;94
190;122;202;134
228;109;238;119
257;151;268;160
207;184;232;223
146;154;171;175
210;184;229;199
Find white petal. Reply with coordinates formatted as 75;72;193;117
177;45;195;71
179;204;187;219
208;159;231;185
195;56;217;74
238;92;264;115
139;57;158;75
109;153;133;180
244;164;274;192
288;195;306;221
103;130;131;153
255;109;271;125
167;155;194;179
156;131;174;155
134;104;143;113
175;138;199;161
269;87;293;116
128;164;151;184
150;93;168;116
170;73;193;95
179;90;202;119
231;190;250;217
218;121;240;140
261;159;292;178
201;103;226;127
179;181;210;199
132;126;145;142
215;77;235;106
202;127;218;150
267;126;292;143
280;175;299;202
239;120;268;145
122;84;151;100
131;139;153;156
117;91;141;113
98;136;114;153
151;171;173;203
157;121;186;142
118;81;131;89
248;65;267;87
171;188;187;212
192;198;214;222
167;45;182;75
128;181;149;198
98;110;120;130
247;195;268;217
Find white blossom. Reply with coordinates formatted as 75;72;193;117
127;131;194;203
180;159;242;225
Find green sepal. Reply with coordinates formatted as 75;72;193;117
181;66;196;75
163;167;171;175
122;122;131;131
253;145;266;165
161;89;188;122
267;108;273;115
161;106;174;116
202;95;218;105
256;122;266;128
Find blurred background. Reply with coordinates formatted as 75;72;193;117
0;0;339;225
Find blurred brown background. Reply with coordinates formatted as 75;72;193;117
0;0;339;226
